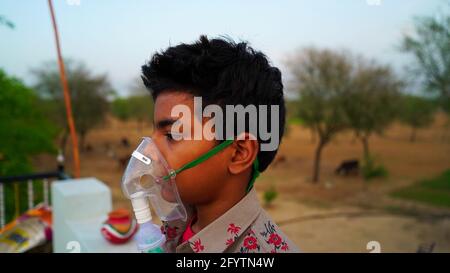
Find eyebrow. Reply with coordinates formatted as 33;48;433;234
155;118;179;130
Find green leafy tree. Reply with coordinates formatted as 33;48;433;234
343;60;402;159
111;79;153;131
111;97;133;121
399;95;436;142
288;48;353;182
128;95;153;131
111;95;154;131
0;69;56;176
0;15;15;29
32;60;114;151
401;9;450;115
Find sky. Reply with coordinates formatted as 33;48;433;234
0;0;446;96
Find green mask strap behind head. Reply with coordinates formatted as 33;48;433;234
163;139;260;193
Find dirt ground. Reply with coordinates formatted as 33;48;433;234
38;112;450;252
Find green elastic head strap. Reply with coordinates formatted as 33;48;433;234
247;156;260;192
163;139;260;193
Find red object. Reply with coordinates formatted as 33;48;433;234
101;209;138;244
180;215;197;244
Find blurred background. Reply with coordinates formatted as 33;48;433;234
0;0;449;252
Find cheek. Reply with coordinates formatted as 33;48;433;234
174;163;224;205
160;180;178;203
162;139;225;205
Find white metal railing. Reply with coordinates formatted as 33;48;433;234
0;170;67;231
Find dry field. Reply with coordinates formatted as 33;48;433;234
36;112;450;252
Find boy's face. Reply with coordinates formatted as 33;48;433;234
151;91;231;205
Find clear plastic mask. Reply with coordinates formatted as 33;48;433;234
121;137;187;222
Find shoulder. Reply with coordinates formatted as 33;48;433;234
233;209;300;253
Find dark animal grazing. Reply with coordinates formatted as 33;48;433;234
121;137;130;148
416;242;435;253
85;144;93;152
335;159;359;175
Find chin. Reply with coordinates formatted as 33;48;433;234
160;184;177;203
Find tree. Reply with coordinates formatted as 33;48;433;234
401;9;450;114
343;59;402;159
0;15;15;29
111;78;154;131
32;60;114;152
111;97;133;121
127;78;154;131
111;95;154;131
287;48;353;183
0;69;56;176
128;95;154;131
399;95;436;142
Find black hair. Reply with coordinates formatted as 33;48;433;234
141;35;286;173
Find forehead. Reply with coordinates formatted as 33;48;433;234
154;91;194;119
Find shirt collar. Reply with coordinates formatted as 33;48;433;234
177;188;261;253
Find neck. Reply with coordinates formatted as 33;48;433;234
190;174;248;233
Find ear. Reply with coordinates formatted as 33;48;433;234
228;132;259;176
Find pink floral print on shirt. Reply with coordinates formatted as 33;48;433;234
240;229;260;253
260;221;289;253
225;223;241;248
191;238;205;252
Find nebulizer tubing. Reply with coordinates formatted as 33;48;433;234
161;139;260;192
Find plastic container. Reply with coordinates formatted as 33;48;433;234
130;194;165;253
135;221;166;253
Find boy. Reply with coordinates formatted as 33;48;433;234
141;35;299;253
